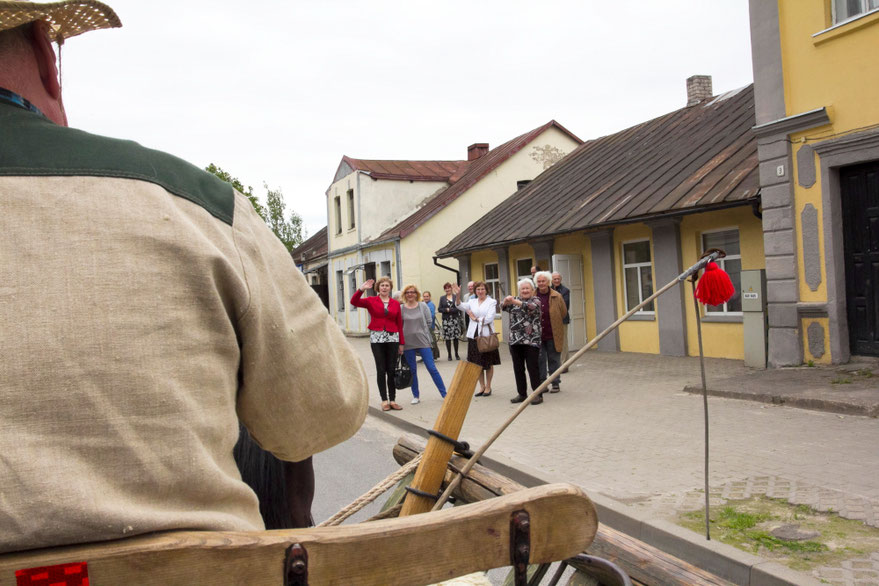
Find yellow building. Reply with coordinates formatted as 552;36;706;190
326;122;581;335
438;78;766;362
749;0;879;364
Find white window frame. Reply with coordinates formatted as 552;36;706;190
347;189;356;230
333;195;342;235
621;239;655;314
701;228;743;315
483;262;501;313
515;257;533;282
348;270;358;311
832;0;879;24
336;270;345;312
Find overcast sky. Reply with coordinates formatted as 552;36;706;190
60;1;754;238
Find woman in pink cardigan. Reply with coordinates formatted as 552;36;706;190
351;276;405;411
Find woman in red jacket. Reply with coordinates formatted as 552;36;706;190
351;276;404;411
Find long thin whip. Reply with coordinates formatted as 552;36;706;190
431;251;722;512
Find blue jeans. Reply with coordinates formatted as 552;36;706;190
403;348;446;399
538;339;562;387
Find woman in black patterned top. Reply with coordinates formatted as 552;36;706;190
501;278;544;405
437;282;462;361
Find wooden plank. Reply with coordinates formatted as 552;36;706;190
394;434;734;586
399;360;482;516
0;484;596;586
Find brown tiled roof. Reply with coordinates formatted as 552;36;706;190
369;120;583;243
290;226;328;264
436;85;759;257
339;156;466;182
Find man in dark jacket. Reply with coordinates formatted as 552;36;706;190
552;272;571;368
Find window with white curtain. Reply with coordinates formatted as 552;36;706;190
702;229;742;314
622;240;654;312
484;263;501;304
833;0;879;23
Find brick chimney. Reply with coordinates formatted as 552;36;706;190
467;143;489;161
686;75;713;106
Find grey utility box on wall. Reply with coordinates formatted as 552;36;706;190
741;269;768;368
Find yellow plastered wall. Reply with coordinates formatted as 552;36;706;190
802;317;832;364
613;224;659;354
780;2;879;139
470;250;504;340
778;0;879;362
680;207;765;360
791;143;827;304
553;233;594;343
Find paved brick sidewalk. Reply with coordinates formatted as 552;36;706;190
347;337;879;585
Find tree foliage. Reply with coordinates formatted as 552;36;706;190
205;163;266;221
205;164;305;252
264;183;304;252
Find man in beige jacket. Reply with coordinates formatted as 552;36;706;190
534;271;567;393
0;1;368;554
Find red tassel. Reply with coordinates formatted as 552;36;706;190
695;261;735;306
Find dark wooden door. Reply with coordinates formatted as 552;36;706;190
841;160;879;356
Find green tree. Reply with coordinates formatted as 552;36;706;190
205;164;305;252
205;163;265;221
264;183;304;252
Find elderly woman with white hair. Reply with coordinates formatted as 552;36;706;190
501;278;544;405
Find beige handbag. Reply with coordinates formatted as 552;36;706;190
476;318;499;353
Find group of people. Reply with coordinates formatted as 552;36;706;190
352;278;447;411
353;267;571;407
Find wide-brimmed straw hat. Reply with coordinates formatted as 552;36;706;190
0;0;121;43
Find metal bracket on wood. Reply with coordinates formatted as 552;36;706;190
284;543;308;586
510;510;531;586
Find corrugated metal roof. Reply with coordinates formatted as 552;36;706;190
340;156;466;182
436;85;759;257
369;120;583;243
290;226;328;264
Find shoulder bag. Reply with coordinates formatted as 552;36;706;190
476;318;499;353
394;355;412;389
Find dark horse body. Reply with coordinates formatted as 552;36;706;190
233;424;315;529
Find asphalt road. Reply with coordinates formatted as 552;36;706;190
311;414;406;525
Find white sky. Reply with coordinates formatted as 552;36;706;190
60;1;754;238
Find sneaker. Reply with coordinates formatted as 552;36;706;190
550;385;560;393
510;396;525;404
410;398;420;405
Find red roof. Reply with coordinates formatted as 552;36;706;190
369;120;582;243
337;156;466;183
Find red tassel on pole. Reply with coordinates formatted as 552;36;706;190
694;261;735;306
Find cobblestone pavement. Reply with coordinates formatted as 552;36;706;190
346;337;879;584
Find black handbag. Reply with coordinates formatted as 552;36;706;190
394;355;412;389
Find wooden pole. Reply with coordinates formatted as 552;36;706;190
399;360;483;516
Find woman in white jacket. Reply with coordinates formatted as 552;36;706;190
452;281;501;396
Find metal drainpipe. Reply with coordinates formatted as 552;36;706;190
395;239;403;290
433;256;460;282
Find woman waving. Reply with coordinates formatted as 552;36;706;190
351;277;404;411
453;281;501;396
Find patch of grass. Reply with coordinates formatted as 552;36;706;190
831;376;852;384
677;496;879;572
855;368;875;378
806;359;815;367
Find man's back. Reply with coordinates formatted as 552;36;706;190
0;102;368;553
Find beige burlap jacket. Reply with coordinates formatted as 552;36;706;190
0;102;368;553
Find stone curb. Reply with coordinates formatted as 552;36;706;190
682;385;879;417
368;405;823;586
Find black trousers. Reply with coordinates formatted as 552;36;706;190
371;341;399;401
509;344;542;397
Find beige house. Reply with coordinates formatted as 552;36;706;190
326;121;582;334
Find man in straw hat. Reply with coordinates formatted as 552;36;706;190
0;1;368;553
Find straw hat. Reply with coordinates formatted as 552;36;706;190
0;0;121;42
